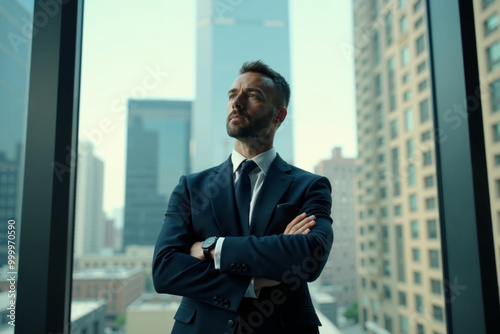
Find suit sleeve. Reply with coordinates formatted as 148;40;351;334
219;176;334;283
152;176;251;311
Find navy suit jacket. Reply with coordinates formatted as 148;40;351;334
153;154;334;334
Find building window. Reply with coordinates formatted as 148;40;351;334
386;12;393;45
375;73;382;96
414;271;422;284
420;99;429;122
432;305;444;322
423;151;433;166
417;323;425;334
485;13;499;35
411;220;419;238
378;136;385;146
495;154;500;166
380;206;388;217
483;0;496;9
405;108;413;131
402;46;410;66
407;139;414;158
373;31;380;64
383;260;391;276
409;164;416;186
427;219;438;239
378;154;385;163
400;15;408;33
384;314;393;332
429;250;440;268
418;79;428;91
403;73;410;83
491;79;500;112
382;225;389;253
399;291;407;306
410;194;418;211
414;0;422;12
488;41;500;71
413;248;421;262
417;60;426;73
415;16;424;29
424;175;434;188
416;35;425;54
400;315;409;334
384;285;392;300
395;204;402;216
415;294;424;313
404;90;412;101
391;119;398;139
421;130;431;141
431;279;442;295
494;123;500;142
425;197;436;210
399;0;406;8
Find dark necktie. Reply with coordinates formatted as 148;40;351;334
235;160;258;235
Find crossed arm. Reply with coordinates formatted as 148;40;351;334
152;175;333;309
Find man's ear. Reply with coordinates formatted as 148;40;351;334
275;107;287;124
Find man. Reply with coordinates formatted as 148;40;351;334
153;60;333;334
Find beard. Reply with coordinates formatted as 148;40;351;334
226;112;273;140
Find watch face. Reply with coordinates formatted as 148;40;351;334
203;236;217;248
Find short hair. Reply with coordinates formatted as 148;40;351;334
239;60;290;107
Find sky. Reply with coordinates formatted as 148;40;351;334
78;0;357;217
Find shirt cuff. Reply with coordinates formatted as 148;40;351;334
214;237;224;270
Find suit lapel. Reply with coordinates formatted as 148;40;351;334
250;154;294;237
210;157;242;236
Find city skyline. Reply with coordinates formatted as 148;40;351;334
79;0;357;216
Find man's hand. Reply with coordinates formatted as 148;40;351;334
190;241;215;261
284;213;316;235
254;213;317;289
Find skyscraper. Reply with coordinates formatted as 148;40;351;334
192;0;294;172
353;1;446;333
74;141;105;256
315;147;357;307
473;0;500;299
123;99;191;249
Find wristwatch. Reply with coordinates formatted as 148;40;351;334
202;236;219;261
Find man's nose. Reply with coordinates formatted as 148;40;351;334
232;93;244;110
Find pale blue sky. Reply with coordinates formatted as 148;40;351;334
79;0;357;215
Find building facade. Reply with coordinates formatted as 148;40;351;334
191;0;294;172
123;99;191;249
472;0;500;297
353;1;445;333
315;147;357;307
72;267;144;329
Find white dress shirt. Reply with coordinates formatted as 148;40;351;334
213;147;277;297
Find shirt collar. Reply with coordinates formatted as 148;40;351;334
231;147;276;176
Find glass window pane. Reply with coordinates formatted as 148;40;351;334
0;2;33;333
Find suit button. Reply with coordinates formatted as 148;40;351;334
213;296;219;304
228;320;235;327
230;263;237;271
241;264;248;271
223;299;230;308
236;264;241;271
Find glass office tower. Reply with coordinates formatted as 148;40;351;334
123;99;191;249
192;0;294;172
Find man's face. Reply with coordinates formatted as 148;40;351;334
226;72;282;140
